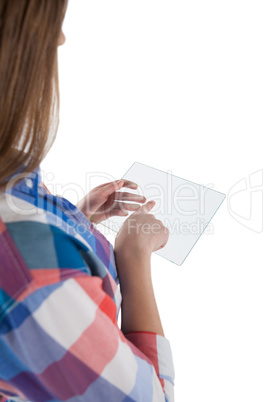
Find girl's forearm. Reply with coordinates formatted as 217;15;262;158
117;251;165;336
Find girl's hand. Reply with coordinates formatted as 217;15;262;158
114;200;169;256
114;200;169;291
76;179;146;224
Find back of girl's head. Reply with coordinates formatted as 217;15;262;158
0;0;68;191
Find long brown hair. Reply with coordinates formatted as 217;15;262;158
0;0;68;191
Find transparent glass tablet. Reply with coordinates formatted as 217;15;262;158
101;162;226;266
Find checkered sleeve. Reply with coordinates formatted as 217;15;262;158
0;274;174;401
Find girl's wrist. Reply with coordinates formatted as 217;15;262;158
114;247;152;293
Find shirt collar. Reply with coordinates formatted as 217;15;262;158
4;164;42;197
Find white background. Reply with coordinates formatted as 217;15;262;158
41;1;267;401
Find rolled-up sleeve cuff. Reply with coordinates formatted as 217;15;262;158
124;331;175;387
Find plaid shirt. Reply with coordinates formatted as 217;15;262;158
0;165;175;402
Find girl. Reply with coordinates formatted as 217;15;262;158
0;1;175;401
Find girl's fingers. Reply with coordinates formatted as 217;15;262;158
119;179;138;189
99;181;124;197
110;209;129;218
114;191;146;203
96;179;138;190
135;200;156;214
105;200;156;218
95;179;139;197
109;201;142;212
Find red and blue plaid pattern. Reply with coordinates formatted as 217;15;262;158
0;165;175;401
